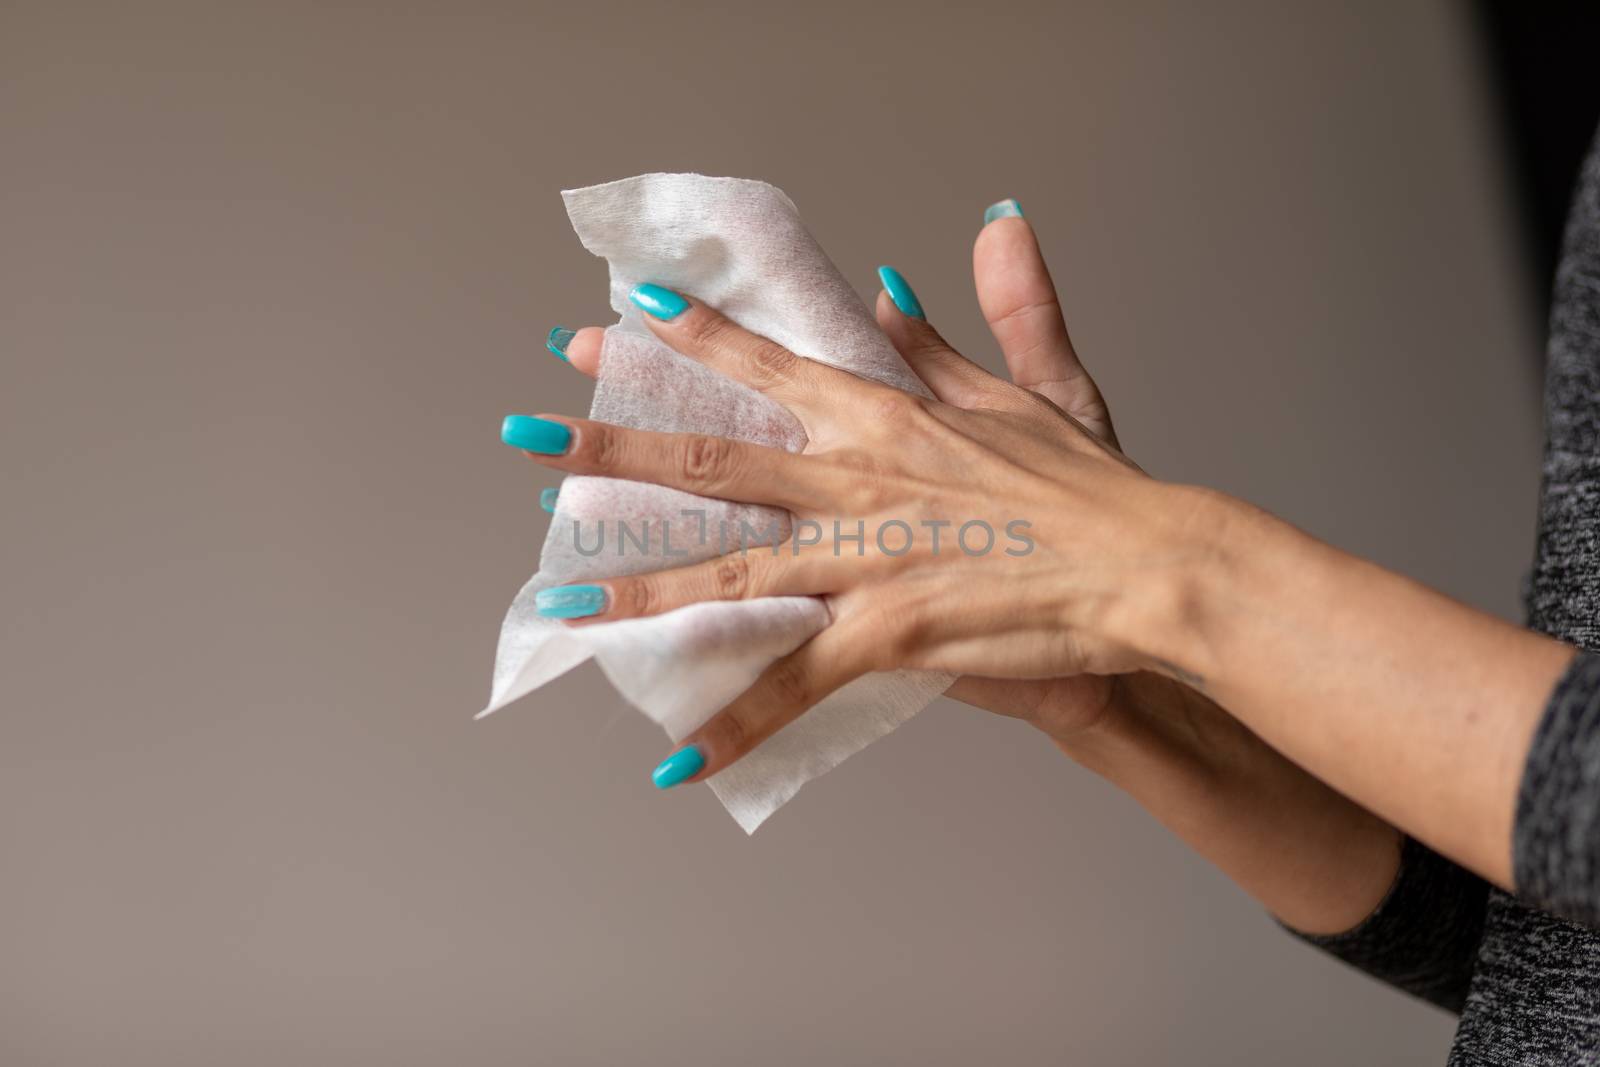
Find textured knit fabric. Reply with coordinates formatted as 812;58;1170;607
1293;130;1600;1063
1296;837;1488;1014
1516;655;1600;928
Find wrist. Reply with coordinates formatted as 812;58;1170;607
1098;483;1286;689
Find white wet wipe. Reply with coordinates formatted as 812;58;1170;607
481;174;953;832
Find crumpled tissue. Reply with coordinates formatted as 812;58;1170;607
481;174;954;832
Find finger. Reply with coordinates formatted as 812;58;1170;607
874;287;1003;408
568;547;839;624
974;203;1116;444
500;414;830;511
626;283;863;422
650;624;870;787
546;325;605;377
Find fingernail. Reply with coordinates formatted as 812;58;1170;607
546;326;575;362
652;746;705;789
501;415;571;454
877;265;925;320
539;487;559;513
983;198;1024;225
535;584;606;619
629;283;690;321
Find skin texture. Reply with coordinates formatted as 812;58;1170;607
531;215;1575;931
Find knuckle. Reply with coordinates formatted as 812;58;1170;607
678;434;738;489
763;656;813;710
617;577;659;617
711;554;754;599
576;422;611;470
582;423;622;472
909;332;959;364
987;295;1060;334
709;707;750;756
864;389;925;429
683;309;732;350
746;340;800;387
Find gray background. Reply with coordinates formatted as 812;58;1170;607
1;2;1541;1063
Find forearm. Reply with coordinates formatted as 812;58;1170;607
1125;490;1579;891
1070;689;1491;1010
1053;672;1404;934
960;662;1488;1001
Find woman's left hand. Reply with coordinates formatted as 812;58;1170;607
505;276;1230;785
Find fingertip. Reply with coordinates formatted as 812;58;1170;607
973;210;1042;277
876;265;925;320
973;215;1056;328
982;198;1024;225
563;326;606;377
874;287;932;354
628;282;691;321
873;287;900;333
651;744;706;789
624;285;696;356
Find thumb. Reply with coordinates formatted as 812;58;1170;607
975;200;1116;446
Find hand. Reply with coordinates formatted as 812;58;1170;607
516;210;1226;781
550;206;1173;748
519;206;1559;925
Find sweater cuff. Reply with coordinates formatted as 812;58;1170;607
1286;835;1486;1012
1513;651;1600;928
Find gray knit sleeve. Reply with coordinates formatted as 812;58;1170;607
1286;836;1488;1013
1513;652;1600;928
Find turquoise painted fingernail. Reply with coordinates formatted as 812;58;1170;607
877;265;925;320
535;584;606;619
652;746;705;789
540;487;559;513
546;327;575;362
629;283;689;321
983;198;1024;224
501;415;570;454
